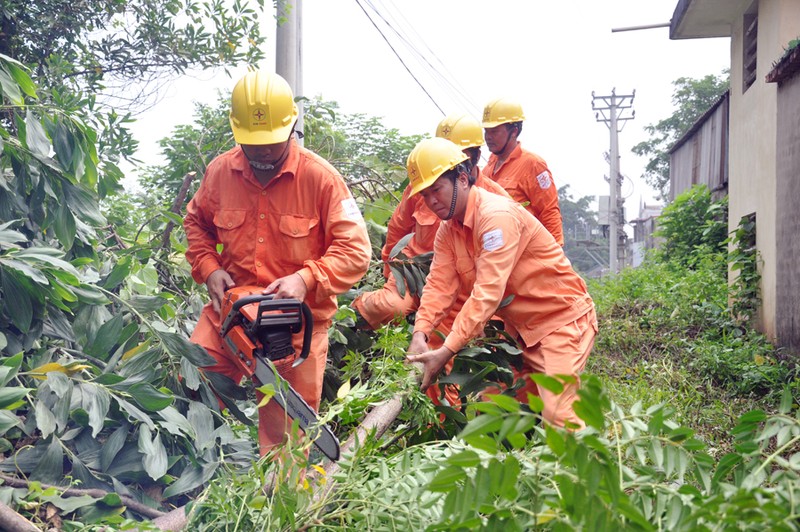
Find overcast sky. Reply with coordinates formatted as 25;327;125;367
128;0;731;214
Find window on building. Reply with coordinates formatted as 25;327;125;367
743;5;758;92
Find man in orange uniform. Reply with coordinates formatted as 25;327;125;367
352;113;507;330
405;138;597;428
184;71;371;455
351;114;508;406
482;97;564;246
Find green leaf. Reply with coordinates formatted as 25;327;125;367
31;438;64;484
712;453;742;484
187;401;215;452
0;387;32;409
459;413;504;440
42;493;98;514
24;111;51;158
389;263;407;298
100;424;130;473
63;183;106;225
53;202;77;250
498;294;515;309
129;295;167;314
157;406;195;438
129;383;173;412
85;313;124;360
35;399;57;438
527;394;544;413
545;424;566;456
0;221;26;248
163;463;218;498
402;263;418;297
81;383;111;438
446;450;481;468
487;393;521;413
0;258;48;284
0;353;24;386
0;65;23;104
115;397;155;429
6;61;36;98
101;257;132;289
530;374;564;394
13;247;79;275
0;268;33;333
72;285;111;305
138;426;168;480
389;233;415;259
180;357;201;391
779;385;793;414
0;410;21;436
737;410;767;424
158;331;216;366
428;465;467;492
668;427;694;443
52;122;76;173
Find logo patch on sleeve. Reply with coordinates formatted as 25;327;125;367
536;171;552;190
341;197;363;220
482;229;504;251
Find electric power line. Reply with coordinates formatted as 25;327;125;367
354;0;445;115
365;0;479;113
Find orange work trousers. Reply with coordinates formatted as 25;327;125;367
190;303;330;456
510;307;597;429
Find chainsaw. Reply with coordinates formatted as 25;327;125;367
218;286;340;461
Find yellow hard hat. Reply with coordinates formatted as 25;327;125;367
435;113;483;149
481;97;525;128
229;71;299;145
407;137;469;196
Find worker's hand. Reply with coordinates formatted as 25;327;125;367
206;269;236;314
407;331;429;355
406;345;454;391
263;272;308;301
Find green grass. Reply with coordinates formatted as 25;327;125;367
586;256;797;457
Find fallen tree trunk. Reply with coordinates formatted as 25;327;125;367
0;499;38;531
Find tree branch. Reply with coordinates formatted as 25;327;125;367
0;499;38;531
159;171;196;251
0;474;165;520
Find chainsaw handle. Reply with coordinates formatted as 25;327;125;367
292;301;313;367
219;293;313;366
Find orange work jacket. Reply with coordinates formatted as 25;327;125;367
381;169;508;278
184;142;371;321
483;143;564;245
414;187;592;354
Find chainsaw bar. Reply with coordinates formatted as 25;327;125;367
253;357;341;461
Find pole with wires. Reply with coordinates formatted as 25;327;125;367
592;89;635;274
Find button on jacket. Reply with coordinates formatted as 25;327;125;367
414;187;592;354
484;143;564;246
184;142;371;321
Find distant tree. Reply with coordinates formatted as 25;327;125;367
654;184;728;270
0;0;270;110
559;185;608;274
632;72;729;200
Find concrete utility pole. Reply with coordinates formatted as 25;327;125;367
592;89;635;274
276;0;304;145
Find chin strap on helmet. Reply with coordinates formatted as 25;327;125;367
443;171;461;220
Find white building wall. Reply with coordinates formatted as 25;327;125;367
728;0;800;339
